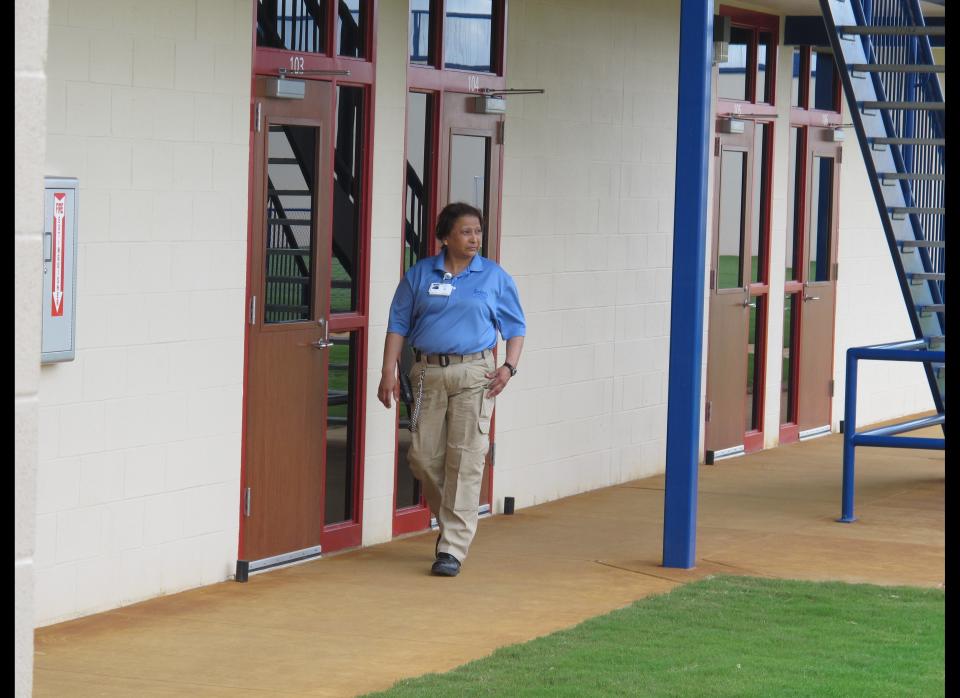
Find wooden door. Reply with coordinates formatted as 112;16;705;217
242;78;334;565
705;122;756;460
440;92;503;506
796;130;841;434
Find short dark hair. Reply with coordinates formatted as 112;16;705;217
435;202;483;241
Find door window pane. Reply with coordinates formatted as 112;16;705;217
790;47;802;107
410;0;433;65
810;51;839;111
786;127;803;281
325;331;357;524
257;0;327;53
750;124;771;284
265;125;316;324
444;0;494;72
809;156;834;282
746;296;764;431
718;26;752;101
717;150;747;289
405;92;433;271
781;294;798;424
332;85;365;314
336;0;365;58
396;392;423;510
449;134;490;254
757;32;773;104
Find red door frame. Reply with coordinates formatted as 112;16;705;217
393;0;508;536
744;120;774;454
713;6;778;454
779;46;843;445
239;0;379;559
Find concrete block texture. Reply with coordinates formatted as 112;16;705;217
15;560;34;698
16;0;47;686
15;398;39;559
15;0;49;71
15;75;47;235
497;0;681;509
35;0;252;627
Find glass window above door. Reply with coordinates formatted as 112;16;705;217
408;0;504;76
444;0;494;72
718;26;751;102
258;0;327;53
336;0;366;58
716;9;779;106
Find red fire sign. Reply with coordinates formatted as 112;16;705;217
52;192;66;317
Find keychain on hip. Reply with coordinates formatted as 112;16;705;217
409;365;427;433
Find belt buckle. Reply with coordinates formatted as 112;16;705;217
439;354;450;367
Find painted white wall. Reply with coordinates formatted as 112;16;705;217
362;0;407;546
493;0;679;509
35;0;252;627
16;0;49;690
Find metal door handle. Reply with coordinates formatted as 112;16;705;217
742;299;757;308
313;318;334;349
803;295;821;302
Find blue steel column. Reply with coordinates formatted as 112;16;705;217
662;0;713;569
839;349;858;523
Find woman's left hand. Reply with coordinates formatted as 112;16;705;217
485;366;512;398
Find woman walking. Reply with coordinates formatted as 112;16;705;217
378;202;525;577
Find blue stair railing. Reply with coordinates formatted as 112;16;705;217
840;340;944;522
819;0;945;413
819;0;945;520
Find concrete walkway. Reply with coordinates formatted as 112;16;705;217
33;423;944;697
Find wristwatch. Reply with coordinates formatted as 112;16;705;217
502;362;518;377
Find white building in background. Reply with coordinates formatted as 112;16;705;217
16;1;941;664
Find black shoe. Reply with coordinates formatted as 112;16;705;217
431;552;461;577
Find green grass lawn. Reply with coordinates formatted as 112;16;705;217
366;576;944;697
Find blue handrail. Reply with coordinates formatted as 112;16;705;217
839;340;945;522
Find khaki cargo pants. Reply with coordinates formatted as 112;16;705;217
407;352;495;563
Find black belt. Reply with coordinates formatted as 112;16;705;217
414;349;489;366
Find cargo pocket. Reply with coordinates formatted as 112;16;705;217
478;393;494;434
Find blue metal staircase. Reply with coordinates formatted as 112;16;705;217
818;0;945;413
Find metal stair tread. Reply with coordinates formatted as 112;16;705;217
898;239;945;249
870;137;945;146
849;63;945;73
860;101;945;110
889;207;945;215
837;24;945;36
268;189;312;196
907;272;945;281
879;173;944;181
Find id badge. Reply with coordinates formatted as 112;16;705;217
428;282;454;296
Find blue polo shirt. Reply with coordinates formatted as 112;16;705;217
387;252;526;355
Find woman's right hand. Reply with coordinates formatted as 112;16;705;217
378;368;400;409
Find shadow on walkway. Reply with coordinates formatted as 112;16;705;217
34;425;944;696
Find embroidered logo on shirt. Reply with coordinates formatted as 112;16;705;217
472;289;488;299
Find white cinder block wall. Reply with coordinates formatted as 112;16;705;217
495;0;679;509
36;0;252;626
362;0;407;546
16;0;49;691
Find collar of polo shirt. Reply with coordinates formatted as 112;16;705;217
434;249;485;276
